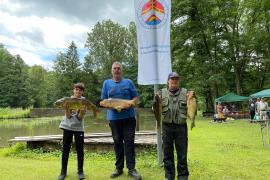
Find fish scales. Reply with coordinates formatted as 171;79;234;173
99;98;136;112
54;97;100;117
187;96;197;121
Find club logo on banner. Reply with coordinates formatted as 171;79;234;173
137;0;169;29
135;0;172;85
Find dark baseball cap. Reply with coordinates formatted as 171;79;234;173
168;72;180;80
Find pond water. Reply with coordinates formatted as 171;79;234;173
0;115;156;147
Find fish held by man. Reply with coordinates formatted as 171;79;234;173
152;94;162;130
54;97;100;117
187;91;197;130
99;98;136;112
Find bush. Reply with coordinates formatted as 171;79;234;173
0;108;30;119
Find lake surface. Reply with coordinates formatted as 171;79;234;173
0;115;156;147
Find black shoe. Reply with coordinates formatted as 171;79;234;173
128;169;142;180
78;172;85;180
110;169;123;178
58;173;66;180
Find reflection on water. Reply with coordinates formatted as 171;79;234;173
0;115;155;147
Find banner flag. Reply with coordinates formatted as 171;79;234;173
134;0;172;85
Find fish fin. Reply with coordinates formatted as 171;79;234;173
115;107;122;112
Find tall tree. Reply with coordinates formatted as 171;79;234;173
27;65;47;107
244;0;270;90
171;0;229;110
85;19;129;78
170;0;270;110
0;46;16;107
0;46;31;108
53;41;82;98
44;71;58;107
12;55;31;108
82;59;100;104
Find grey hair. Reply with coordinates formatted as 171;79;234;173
112;61;123;70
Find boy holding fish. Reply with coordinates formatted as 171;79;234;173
57;83;87;180
100;62;142;180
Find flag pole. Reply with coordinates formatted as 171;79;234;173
154;84;163;165
134;0;171;166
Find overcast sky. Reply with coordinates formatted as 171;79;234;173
0;0;134;68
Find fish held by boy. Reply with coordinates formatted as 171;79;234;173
99;98;136;112
54;97;100;117
187;91;197;130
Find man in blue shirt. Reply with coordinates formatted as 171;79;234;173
101;62;142;180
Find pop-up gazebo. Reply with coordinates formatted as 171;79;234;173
250;89;270;98
215;92;249;102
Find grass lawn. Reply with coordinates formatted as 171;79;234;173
0;118;270;180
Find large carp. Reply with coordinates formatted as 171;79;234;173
152;94;162;130
99;98;136;112
187;91;197;130
54;97;100;117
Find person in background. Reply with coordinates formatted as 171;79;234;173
259;97;269;120
255;98;261;119
223;106;229;118
216;102;223;118
248;99;256;120
231;104;236;114
101;62;142;180
216;102;222;114
58;83;87;180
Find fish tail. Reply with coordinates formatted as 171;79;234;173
93;109;101;118
130;99;136;106
87;101;101;118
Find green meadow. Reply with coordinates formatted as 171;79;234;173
0;118;269;180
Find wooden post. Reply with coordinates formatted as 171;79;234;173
136;108;140;131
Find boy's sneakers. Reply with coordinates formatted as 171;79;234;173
58;172;85;180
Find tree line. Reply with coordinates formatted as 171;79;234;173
0;0;269;111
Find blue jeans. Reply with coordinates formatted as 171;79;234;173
109;117;136;170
